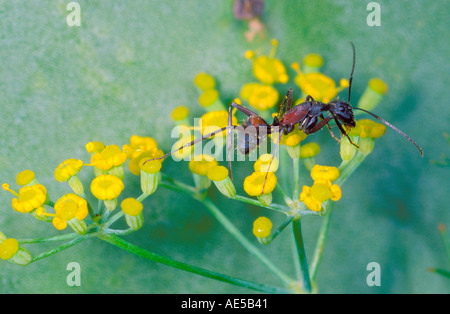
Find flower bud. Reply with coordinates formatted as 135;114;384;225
357;78;388;112
121;198;144;231
207;166;236;198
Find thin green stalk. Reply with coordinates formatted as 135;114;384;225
262;215;294;244
438;224;450;265
276;183;294;206
159;178;294;286
292;157;300;200
18;233;81;244
31;234;94;263
310;152;366;283
428;268;450;278
292;219;311;293
310;202;334;282
233;194;289;214
100;233;292;294
200;196;294;286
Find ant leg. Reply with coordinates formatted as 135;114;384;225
261;126;285;194
278;89;292;117
227;103;235;180
142;126;229;165
303;115;334;135
320;114;340;143
230;101;261;118
305;95;315;102
332;115;359;148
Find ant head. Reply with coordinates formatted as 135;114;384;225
329;100;356;128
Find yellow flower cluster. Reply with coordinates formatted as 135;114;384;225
300;165;342;212
122;135;164;176
240;39;288;112
2;135;167;237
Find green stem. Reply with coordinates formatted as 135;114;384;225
337;151;366;185
159;178;294;286
18;233;81;244
310;202;334;282
200;196;294;286
100;233;291;293
428;268;450;279
261;215;294;244
31;234;94;263
438;224;450;266
233;194;289;214
310;152;366;283
275;183;294;206
292;219;311;293
292;157;300;200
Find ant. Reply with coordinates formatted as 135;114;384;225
145;42;423;193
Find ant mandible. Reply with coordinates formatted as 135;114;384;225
145;42;423;192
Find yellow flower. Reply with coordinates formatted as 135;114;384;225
277;128;307;147
254;154;279;172
246;39;289;85
300;179;342;212
310;165;340;182
121;198;144;230
86;141;105;154
0;236;32;265
243;172;277;196
123;135;164;175
207;165;236;198
54;159;83;182
16;170;36;186
90;145;127;171
171;105;190;125
357;119;386;138
121;198;143;217
90;175;124;201
8;184;48;214
139;159;162;195
240;83;279;111
253;217;273;238
49;194;88;233
300;142;321;158
200;110;237;137
292;63;348;103
188;154;218;176
0;238;19;260
302;53;324;73
194;73;216;91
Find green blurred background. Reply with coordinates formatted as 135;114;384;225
0;0;448;293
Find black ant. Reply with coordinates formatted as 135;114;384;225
145;42;423;192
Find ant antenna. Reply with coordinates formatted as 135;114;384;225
353;107;424;157
348;41;356;103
